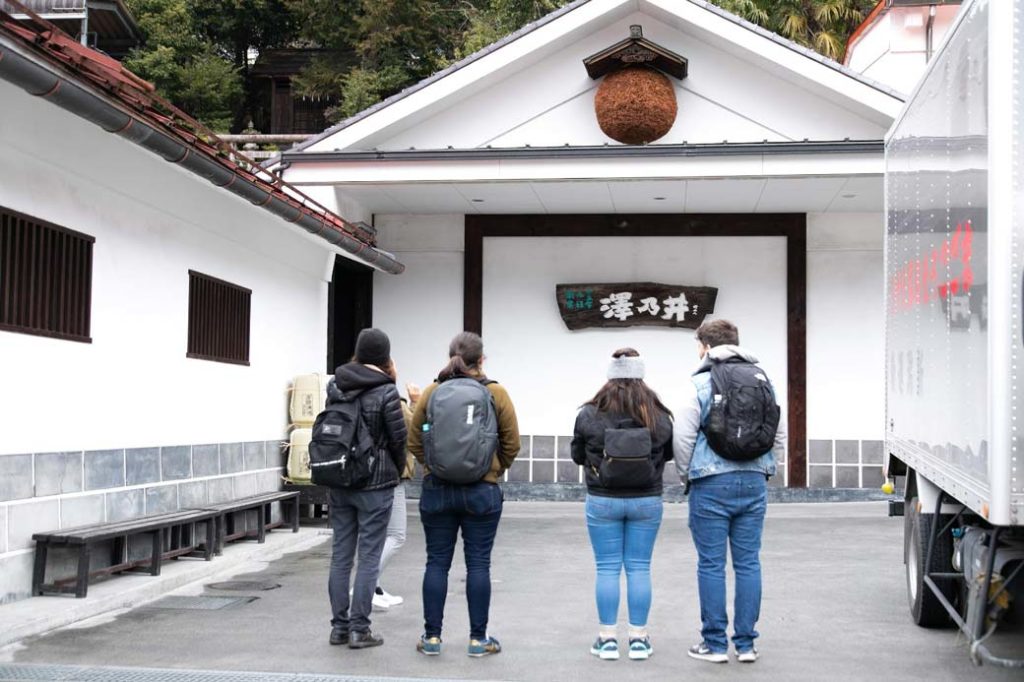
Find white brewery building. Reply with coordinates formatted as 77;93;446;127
0;0;947;604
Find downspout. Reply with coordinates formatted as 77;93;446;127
0;38;404;274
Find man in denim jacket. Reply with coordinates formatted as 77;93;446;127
672;319;786;664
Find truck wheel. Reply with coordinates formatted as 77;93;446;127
906;497;955;628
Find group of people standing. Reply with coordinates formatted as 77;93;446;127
319;319;785;665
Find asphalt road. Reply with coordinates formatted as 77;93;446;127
3;501;1023;681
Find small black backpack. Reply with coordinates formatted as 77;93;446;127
309;396;376;489
703;360;780;461
594;420;657;490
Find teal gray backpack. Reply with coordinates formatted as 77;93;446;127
423;377;499;484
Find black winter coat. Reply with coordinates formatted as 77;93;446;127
329;363;407;491
571;404;674;498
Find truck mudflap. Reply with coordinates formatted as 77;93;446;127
915;491;1024;668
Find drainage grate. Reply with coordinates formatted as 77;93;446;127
0;664;497;682
204;581;280;592
144;596;257;611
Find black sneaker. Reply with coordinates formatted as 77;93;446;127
687;642;728;663
349;630;384;649
329;627;349;646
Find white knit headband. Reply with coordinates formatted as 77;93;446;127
607;356;645;380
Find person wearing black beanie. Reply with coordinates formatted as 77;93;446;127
324;327;406;650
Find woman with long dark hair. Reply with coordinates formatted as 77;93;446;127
571;348;673;662
408;331;520;658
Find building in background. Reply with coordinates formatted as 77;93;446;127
844;0;963;94
0;10;400;604
274;0;906;493
0;0;140;58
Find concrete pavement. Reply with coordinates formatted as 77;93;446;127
1;501;1022;681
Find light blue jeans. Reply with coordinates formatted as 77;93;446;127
688;471;767;653
585;494;663;627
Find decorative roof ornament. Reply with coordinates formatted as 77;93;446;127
583;25;688;80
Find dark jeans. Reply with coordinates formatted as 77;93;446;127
688;471;767;653
419;476;503;639
328;486;394;633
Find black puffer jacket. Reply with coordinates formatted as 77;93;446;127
571;404;674;498
328;363;407;491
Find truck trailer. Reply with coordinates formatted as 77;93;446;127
884;0;1024;667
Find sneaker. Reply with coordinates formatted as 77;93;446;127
378;587;404;606
628;637;652;660
371;591;391;611
590;637;619;661
736;648;759;663
348;630;384;649
468;636;502;657
417;634;442;656
687;642;728;663
329;627;348;646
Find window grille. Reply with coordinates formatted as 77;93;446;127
187;270;251;365
0;206;94;342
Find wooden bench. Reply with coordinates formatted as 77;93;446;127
203;491;300;554
283;482;330;524
32;509;218;598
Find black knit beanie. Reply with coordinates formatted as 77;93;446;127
354;328;391;366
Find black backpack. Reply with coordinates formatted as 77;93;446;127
423;377;499;484
702;360;780;461
308;396;376;489
594;421;656;489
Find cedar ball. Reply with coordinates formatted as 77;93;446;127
594;66;677;144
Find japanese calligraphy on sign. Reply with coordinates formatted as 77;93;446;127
556;282;718;330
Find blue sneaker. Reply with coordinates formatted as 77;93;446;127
417;634;442;656
590;637;619;660
468;636;501;657
628;637;653;660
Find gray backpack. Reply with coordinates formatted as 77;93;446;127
423;377;499;484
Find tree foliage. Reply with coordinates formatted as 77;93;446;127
711;0;875;61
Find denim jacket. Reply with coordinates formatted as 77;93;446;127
673;345;786;486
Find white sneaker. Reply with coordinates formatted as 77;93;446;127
736;648;759;663
371;591;390;611
379;589;404;606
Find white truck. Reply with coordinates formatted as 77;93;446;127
884;0;1023;668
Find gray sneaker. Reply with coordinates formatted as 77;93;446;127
687;642;728;663
736;648;759;663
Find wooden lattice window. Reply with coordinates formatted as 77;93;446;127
0;206;94;343
187;270;251;365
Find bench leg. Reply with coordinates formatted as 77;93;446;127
257;506;267;543
216;515;226;555
150;528;163;576
32;543;48;596
75;545;90;598
290;496;300;532
204;519;214;561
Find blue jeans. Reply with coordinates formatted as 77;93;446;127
419;476;503;639
328;487;394;633
585;494;663;627
688;471;767;653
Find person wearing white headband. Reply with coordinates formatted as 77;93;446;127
571;347;674;662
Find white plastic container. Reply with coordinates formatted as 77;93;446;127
288;428;313;482
290;374;329;426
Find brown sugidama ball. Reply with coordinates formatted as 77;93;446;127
594;66;677;144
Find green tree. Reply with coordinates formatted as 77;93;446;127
124;0;297;132
459;0;574;58
712;0;875;61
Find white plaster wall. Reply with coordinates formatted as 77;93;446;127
372;10;887;151
806;212;885;441
0;79;331;454
371;215;465;392
482;237;788;437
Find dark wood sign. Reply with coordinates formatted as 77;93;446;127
556;282;717;330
